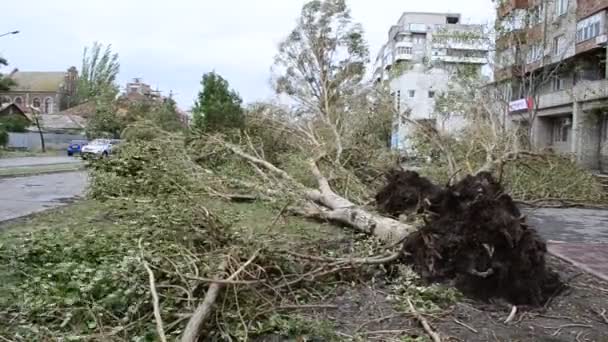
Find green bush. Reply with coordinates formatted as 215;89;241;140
0;114;29;132
0;128;7;148
88;138;202;199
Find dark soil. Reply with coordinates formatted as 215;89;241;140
255;256;608;341
375;169;443;216
378;170;563;306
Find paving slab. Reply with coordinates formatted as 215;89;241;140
547;242;608;282
527;208;608;281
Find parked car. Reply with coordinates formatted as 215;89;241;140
67;140;89;156
81;139;121;159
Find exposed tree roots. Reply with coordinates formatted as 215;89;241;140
377;170;563;306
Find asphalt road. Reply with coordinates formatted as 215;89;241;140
0;156;80;169
0;171;87;222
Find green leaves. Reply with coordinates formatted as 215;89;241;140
72;42;120;106
191;72;244;132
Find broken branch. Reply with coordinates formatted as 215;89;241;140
406;297;441;342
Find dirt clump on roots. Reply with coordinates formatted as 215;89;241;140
375;169;443;216
377;170;563;306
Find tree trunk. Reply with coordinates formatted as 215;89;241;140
304;161;416;243
222;140;417;243
35;117;45;153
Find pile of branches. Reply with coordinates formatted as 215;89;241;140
0;137;410;341
376;169;563;306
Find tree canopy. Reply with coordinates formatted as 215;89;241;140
72;42;120;106
191;72;244;132
272;0;370;163
0;57;16;92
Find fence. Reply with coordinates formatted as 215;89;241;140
8;132;87;150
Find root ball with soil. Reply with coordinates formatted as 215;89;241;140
376;170;563;305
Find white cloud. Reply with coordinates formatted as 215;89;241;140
1;0;495;108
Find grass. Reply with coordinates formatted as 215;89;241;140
0;149;64;159
0;162;84;177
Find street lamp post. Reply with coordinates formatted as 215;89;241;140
0;31;19;38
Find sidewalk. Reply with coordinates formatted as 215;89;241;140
528;208;608;281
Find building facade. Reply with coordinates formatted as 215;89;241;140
373;12;489;151
496;0;608;171
0;67;78;114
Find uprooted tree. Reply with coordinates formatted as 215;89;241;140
179;0;564;323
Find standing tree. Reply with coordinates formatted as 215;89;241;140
0;57;16;92
273;0;369;164
71;42;120;106
191;72;244;132
29;107;46;153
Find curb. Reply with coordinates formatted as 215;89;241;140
0;167;85;179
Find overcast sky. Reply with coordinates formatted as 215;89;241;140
1;0;495;109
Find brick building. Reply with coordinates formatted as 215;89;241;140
0;67;78;114
495;0;608;171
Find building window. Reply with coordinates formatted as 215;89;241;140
428;91;435;98
412;34;426;44
44;97;54;114
526;43;543;63
555;0;568;16
409;23;427;32
32;97;41;108
408;90;415;98
552;75;566;91
396;90;401;113
530;4;545;25
552;117;571;142
396;47;412;55
14;96;23;106
553;35;565;55
576;14;601;43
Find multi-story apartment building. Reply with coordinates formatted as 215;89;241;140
373;12;489;151
496;0;608;171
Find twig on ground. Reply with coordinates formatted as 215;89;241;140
275;304;339;310
360;329;412;335
504;305;517;324
355;313;409;333
270;200;292;227
285;250;402;265
595;308;608;324
181;249;261;342
406;297;441;342
0;335;16;342
185;275;264;285
453;319;478;333
139;239;168;342
540;324;593;337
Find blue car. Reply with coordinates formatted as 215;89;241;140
67;140;89;156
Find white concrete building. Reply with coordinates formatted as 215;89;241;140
373;12;489;151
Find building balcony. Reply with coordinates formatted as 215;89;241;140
431;55;487;64
395;53;413;62
431;41;490;51
395;41;413;48
534;79;608;110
